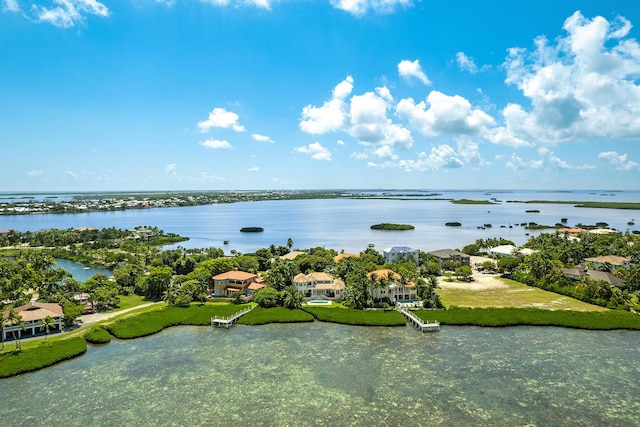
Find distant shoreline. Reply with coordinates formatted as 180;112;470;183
2;189;639;216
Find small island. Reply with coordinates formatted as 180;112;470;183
445;222;462;227
451;199;497;205
370;223;415;230
240;227;264;233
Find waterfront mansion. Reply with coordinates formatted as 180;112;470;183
293;272;345;300
367;269;418;303
212;269;265;296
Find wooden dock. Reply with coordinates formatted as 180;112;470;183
211;305;255;329
397;307;440;332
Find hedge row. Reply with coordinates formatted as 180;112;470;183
105;303;252;339
303;306;406;326
415;307;640;330
239;307;314;325
0;337;87;379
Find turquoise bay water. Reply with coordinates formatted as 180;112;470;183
2;323;639;426
53;258;113;282
2;190;639;255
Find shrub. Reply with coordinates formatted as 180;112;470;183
84;326;112;344
253;286;281;308
174;294;192;307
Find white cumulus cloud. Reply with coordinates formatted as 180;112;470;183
300;76;353;134
199;139;232;149
396;91;495;136
494;11;640;146
398;59;431;85
198;108;246;133
456;52;479;73
295;142;332;161
200;0;274;9
397;145;464;172
31;0;109;28
165;163;177;174
505;148;594;171
251;133;274;143
3;0;19;12
598;151;639;170
330;0;415;16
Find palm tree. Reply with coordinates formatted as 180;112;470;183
0;314;7;350
286;238;293;250
282;287;304;309
40;315;56;342
7;309;24;350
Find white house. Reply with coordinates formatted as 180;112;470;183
367;269;418;303
293;272;345;299
489;245;537;258
383;247;419;264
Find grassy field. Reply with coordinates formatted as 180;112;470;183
414;307;640;330
437;276;608;312
111;294;149;311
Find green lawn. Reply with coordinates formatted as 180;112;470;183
113;294;148;311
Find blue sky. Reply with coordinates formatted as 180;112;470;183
1;0;640;191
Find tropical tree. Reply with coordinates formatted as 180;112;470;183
253;286;281;308
7;309;24;350
0;314;7;350
454;265;473;281
359;247;384;265
282;287;305;309
266;259;299;291
61;299;83;328
497;257;522;275
40;315;56;342
287;238;294;250
343;266;370;309
162;284;178;306
139;266;173;300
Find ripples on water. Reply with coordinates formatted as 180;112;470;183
1;323;639;426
